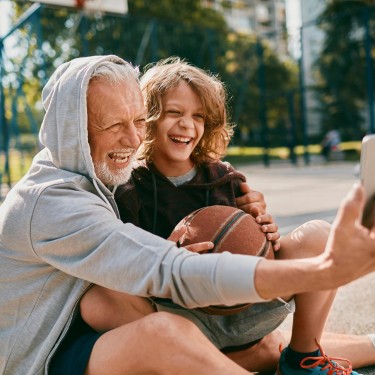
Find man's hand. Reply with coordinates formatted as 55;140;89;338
325;183;375;285
236;182;280;251
168;226;214;253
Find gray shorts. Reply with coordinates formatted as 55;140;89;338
154;298;295;350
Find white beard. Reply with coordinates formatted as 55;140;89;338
94;155;135;186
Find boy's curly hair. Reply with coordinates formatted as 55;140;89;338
138;57;234;166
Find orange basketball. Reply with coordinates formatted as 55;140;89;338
171;205;274;315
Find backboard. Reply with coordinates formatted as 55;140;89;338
30;0;128;15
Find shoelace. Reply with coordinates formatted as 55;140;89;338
300;340;353;375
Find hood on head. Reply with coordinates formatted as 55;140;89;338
39;55;129;180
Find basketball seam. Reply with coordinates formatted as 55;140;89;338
212;211;246;250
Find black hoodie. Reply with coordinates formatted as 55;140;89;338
115;160;246;238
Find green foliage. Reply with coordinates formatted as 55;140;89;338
217;32;298;146
128;0;227;31
3;0;298;151
314;0;375;140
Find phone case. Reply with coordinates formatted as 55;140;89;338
360;134;375;227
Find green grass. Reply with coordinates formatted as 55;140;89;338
225;141;361;165
0;141;362;185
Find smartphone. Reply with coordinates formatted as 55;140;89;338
360;134;375;228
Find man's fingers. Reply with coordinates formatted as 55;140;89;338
334;183;365;230
167;226;186;243
184;242;214;253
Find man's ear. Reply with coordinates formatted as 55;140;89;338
362;194;375;229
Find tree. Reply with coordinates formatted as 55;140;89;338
314;0;375;140
4;0;298;149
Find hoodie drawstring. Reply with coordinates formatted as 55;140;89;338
93;179;118;216
205;189;210;206
152;173;158;233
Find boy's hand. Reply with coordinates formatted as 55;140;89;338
236;182;280;251
256;214;281;251
236;182;266;216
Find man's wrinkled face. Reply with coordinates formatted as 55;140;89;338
87;78;146;186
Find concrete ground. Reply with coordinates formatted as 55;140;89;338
236;159;375;374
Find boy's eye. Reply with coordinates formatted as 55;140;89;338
194;114;205;120
167;110;180;115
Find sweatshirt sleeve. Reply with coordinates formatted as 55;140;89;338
30;184;267;308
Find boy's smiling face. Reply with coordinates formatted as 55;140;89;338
151;80;205;177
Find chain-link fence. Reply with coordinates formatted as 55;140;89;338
0;1;374;198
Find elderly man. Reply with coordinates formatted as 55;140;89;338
0;55;375;375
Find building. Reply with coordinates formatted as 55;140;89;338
202;0;288;55
300;0;327;135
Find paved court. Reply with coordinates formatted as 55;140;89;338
236;160;375;374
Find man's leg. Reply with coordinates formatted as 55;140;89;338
85;312;251;375
80;285;155;332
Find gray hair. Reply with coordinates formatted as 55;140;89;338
90;60;140;85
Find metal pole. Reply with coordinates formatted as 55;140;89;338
298;24;310;165
364;9;375;134
287;91;297;165
256;39;269;167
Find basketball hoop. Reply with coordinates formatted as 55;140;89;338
74;0;86;9
74;0;104;20
29;1;128;16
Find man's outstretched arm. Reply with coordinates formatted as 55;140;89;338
254;183;375;299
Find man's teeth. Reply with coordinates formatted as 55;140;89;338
170;136;191;144
109;152;131;163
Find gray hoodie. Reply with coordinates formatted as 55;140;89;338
0;55;263;375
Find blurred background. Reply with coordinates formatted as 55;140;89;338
0;0;374;200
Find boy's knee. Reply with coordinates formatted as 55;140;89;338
280;220;331;259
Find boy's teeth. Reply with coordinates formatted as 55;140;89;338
171;136;191;143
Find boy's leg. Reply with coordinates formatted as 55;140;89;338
276;220;375;372
225;329;375;372
85;312;251;375
277;220;335;352
279;330;375;369
225;330;288;373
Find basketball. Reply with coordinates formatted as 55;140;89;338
171;205;274;315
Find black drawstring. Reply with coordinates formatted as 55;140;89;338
205;189;210;206
152;173;157;233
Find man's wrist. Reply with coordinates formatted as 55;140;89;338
254;255;332;300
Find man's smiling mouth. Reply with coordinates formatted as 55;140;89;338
108;151;133;163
